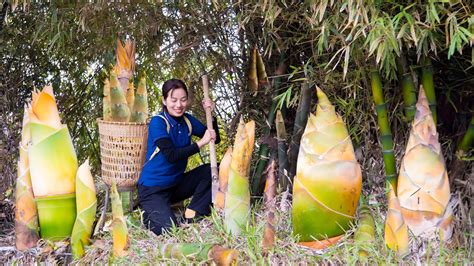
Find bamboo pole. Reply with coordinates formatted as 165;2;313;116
202;75;219;203
251;52;287;196
288;82;312;183
456;116;474;158
396;53;417;122
421;56;437;124
370;70;397;190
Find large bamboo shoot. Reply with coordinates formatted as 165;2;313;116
71;160;97;259
292;87;362;248
15;106;39;250
397;87;451;238
224;119;255;235
28;86;77;240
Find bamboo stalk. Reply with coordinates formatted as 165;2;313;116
251;52;287;196
370;70;397;190
396;53;417;122
421;56;437;124
288;82;312;184
456;116;474;158
202;75;219;203
275;110;289;191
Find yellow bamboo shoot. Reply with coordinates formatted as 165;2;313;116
111;180;129;257
397;87;451;238
292;87;362;249
224;119;255;235
71;160;97;259
215;147;232;211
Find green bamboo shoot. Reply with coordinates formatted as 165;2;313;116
28;86;77;240
131;73;148;123
15;106;39;250
354;206;375;258
224;119;255;235
111;180;129;257
71;159;97;259
158;243;238;265
292;87;362;248
109;69;131;122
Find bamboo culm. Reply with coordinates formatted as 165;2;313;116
251;52;287;196
396;54;417;122
456;116;474;158
421;56;437;124
370;70;397;190
288;82;312;183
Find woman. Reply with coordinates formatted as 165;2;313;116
138;78;220;236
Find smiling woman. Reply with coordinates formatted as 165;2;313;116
137;78;221;236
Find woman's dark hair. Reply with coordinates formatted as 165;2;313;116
162;78;188;99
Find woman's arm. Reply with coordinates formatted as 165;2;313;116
155;138;200;164
191;115;221;144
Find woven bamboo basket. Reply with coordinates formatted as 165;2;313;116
97;119;148;188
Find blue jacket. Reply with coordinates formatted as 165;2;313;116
138;111;206;187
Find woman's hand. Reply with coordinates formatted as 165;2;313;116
202;99;215;111
197;129;216;148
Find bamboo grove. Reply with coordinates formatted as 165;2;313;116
2;1;473;264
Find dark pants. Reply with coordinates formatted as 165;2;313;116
137;163;212;235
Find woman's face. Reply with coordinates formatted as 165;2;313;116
163;88;188;117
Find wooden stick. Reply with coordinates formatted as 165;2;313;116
202;75;219;203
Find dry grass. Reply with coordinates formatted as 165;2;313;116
2;182;472;265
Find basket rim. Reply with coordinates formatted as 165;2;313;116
97;118;149;125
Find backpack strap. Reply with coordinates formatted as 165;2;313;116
147;115;169;162
147;114;192;162
183;115;193;137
